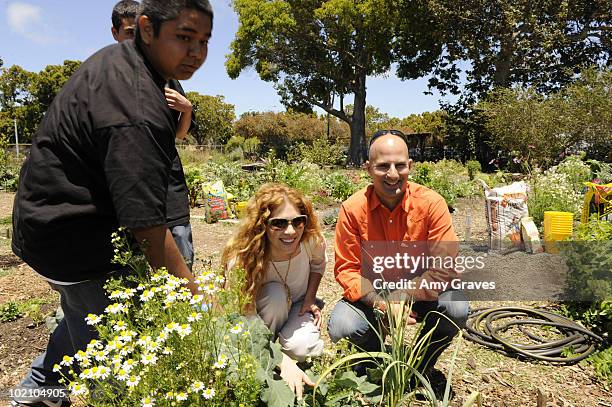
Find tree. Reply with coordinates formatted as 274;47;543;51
0;61;81;142
227;0;402;165
186;92;235;145
480;67;611;166
396;0;611;102
234;110;348;158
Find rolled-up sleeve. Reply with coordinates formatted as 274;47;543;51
96;125;171;229
334;203;374;302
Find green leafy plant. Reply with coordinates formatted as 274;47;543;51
61;231;297;406
183;167;205;208
310;296;475;407
466;160;482;180
0;301;21;322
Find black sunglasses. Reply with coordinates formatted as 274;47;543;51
267;215;308;230
369;129;409;148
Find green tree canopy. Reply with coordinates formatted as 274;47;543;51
186;92;236;145
0;60;81;143
227;0;405;165
234;110;348;158
480;67;611;166
396;0;611;101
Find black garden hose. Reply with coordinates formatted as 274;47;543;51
463;306;603;363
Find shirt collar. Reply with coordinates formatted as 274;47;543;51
133;40;167;90
367;183;410;214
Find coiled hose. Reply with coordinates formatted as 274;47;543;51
464;306;603;363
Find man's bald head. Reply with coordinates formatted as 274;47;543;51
366;131;412;210
368;133;410;162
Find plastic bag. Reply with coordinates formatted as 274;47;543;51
202;180;233;223
480;180;529;251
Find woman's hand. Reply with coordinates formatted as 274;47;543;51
280;353;314;400
299;299;322;330
164;88;192;113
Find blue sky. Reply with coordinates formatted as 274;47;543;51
0;0;457;118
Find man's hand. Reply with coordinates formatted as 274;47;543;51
374;300;417;325
298;299;322;330
165;88;192;114
280;353;315;400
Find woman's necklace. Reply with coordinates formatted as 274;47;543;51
270;255;292;309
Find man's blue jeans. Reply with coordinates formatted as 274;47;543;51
328;290;470;373
170;222;194;271
16;271;127;401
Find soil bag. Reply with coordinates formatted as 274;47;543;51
202;180;233;222
480;180;529;251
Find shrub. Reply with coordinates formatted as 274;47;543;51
410;160;477;207
528;155;595;224
560;216;612;383
324;171;360;202
289;138;346;167
183;167;205;207
62;231;296;407
225;135;245;152
0;301;21;322
466;160;482;180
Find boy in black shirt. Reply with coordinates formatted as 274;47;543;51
11;1;212;405
112;0;195;270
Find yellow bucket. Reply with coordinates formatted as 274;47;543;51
543;211;573;254
235;201;248;218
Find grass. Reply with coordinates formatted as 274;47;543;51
0;268;10;278
0;215;11;225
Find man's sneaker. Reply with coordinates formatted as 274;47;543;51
10;399;70;407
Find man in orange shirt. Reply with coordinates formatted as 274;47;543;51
328;130;469;393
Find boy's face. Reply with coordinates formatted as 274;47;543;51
112;17;136;42
139;9;212;81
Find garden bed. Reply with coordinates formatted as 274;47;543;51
0;191;609;405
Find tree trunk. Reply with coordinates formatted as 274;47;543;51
348;74;367;166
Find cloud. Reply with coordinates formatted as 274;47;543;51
7;2;58;44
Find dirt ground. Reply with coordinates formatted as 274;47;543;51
0;191;609;406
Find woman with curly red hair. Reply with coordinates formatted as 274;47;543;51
222;183;326;398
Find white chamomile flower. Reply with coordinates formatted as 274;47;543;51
140;289;154;302
141;353;158;366
122;358;137;372
52;363;61;372
94;365;111;380
202;387;215;399
60;355;74;367
213;354;228;369
215;275;225;285
189;294;204;305
202;283;217;295
141;396;155;407
191;381;205;393
114;320;128;331
176;392;188;401
74;350;88;362
176;324;192;338
85;313;102;325
229;323;243;334
126;375;140;388
69;382;89;396
109;290;123;299
116;368;129;381
187;312;202;322
162;346;173;355
164;322;179;333
105;303;126;315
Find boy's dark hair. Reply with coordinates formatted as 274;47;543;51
112;0;140;30
136;0;213;43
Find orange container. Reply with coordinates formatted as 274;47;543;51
543;211;573;254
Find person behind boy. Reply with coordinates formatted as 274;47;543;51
11;1;212;405
112;0;196;269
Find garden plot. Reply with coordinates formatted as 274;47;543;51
0;192;609;406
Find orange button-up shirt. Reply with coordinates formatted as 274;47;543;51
334;182;458;302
